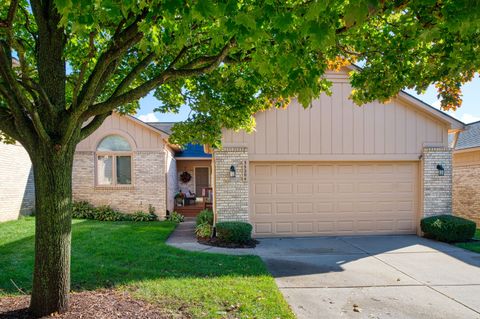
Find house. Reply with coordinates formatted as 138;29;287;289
452;120;480;226
0;142;35;222
72;69;463;237
0;69;465;236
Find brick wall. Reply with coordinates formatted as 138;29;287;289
422;147;452;217
0;142;35;222
453;154;480;226
72;151;166;217
214;147;249;222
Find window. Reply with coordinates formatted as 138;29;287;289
96;135;132;186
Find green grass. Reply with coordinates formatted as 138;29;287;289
0;217;294;318
455;229;480;253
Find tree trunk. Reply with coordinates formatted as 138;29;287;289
29;146;75;317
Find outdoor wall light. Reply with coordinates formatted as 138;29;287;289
436;164;445;176
230;165;236;178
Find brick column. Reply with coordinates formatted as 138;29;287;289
422;147;452;217
213;147;249;222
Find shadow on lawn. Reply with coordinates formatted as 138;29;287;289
0;219;266;295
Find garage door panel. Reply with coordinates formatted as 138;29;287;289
250;161;418;237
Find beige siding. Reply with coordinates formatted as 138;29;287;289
222;84;448;160
453;150;480;225
76;113;166;152
250;161;419;236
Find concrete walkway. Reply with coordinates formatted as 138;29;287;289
167;224;480;318
166;218;256;255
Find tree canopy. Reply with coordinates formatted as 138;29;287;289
0;1;479;315
1;0;478;150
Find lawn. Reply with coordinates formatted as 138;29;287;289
0;217;294;318
455;229;480;253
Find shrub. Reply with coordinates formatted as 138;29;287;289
195;223;212;238
216;221;253;245
93;205;125;221
421;215;477;243
72;201;96;219
166;211;184;223
196;209;213;226
131;211;157;222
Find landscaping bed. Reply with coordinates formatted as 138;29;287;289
198;237;258;248
0;290;177;319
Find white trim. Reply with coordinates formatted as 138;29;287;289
248;154;422;161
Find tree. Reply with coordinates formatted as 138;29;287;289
0;0;478;316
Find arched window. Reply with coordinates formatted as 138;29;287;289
96;135;132;186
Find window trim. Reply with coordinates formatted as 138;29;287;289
95;151;135;189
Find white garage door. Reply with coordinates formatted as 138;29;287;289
250;162;419;237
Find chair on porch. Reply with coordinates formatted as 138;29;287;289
202;187;213;210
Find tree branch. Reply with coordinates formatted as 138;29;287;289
72;32;97;108
74;10;148;113
85;38;236;118
111;52;155;97
79;112;111;140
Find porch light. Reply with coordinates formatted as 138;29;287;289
436;164;445;176
230;165;236;178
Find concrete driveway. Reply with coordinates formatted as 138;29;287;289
255;235;480;319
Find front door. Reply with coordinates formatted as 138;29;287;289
195;167;210;195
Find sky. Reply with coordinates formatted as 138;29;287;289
136;75;480;124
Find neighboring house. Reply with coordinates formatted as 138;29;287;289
452;121;480;226
0;69;465;237
0;142;35;222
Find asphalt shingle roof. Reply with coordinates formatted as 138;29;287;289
456;121;480;150
147;122;174;135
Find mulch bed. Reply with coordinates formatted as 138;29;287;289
198;237;258;249
0;290;188;319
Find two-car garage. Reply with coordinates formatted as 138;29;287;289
218;71;462;237
250;161;419;237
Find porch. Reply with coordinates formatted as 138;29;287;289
174;155;213;217
174;199;210;217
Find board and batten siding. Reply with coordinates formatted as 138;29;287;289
76;113;167;152
222;82;448;160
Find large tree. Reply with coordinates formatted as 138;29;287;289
0;0;478;316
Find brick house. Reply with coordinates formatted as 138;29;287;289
0;69;465;237
452;121;480;226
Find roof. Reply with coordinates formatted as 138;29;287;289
147;122;175;135
175;143;212;159
455;120;480;150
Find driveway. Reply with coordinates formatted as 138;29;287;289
255;235;480;319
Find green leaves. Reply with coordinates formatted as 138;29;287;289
2;0;478;149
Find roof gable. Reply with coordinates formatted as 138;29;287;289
455;121;480;150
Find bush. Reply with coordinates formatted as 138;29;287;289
72;201;158;222
131;211;158;222
421;215;477;243
93;205;125;221
196;209;213;226
166;211;184;223
195;223;212;238
72;201;96;219
216;221;253;245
